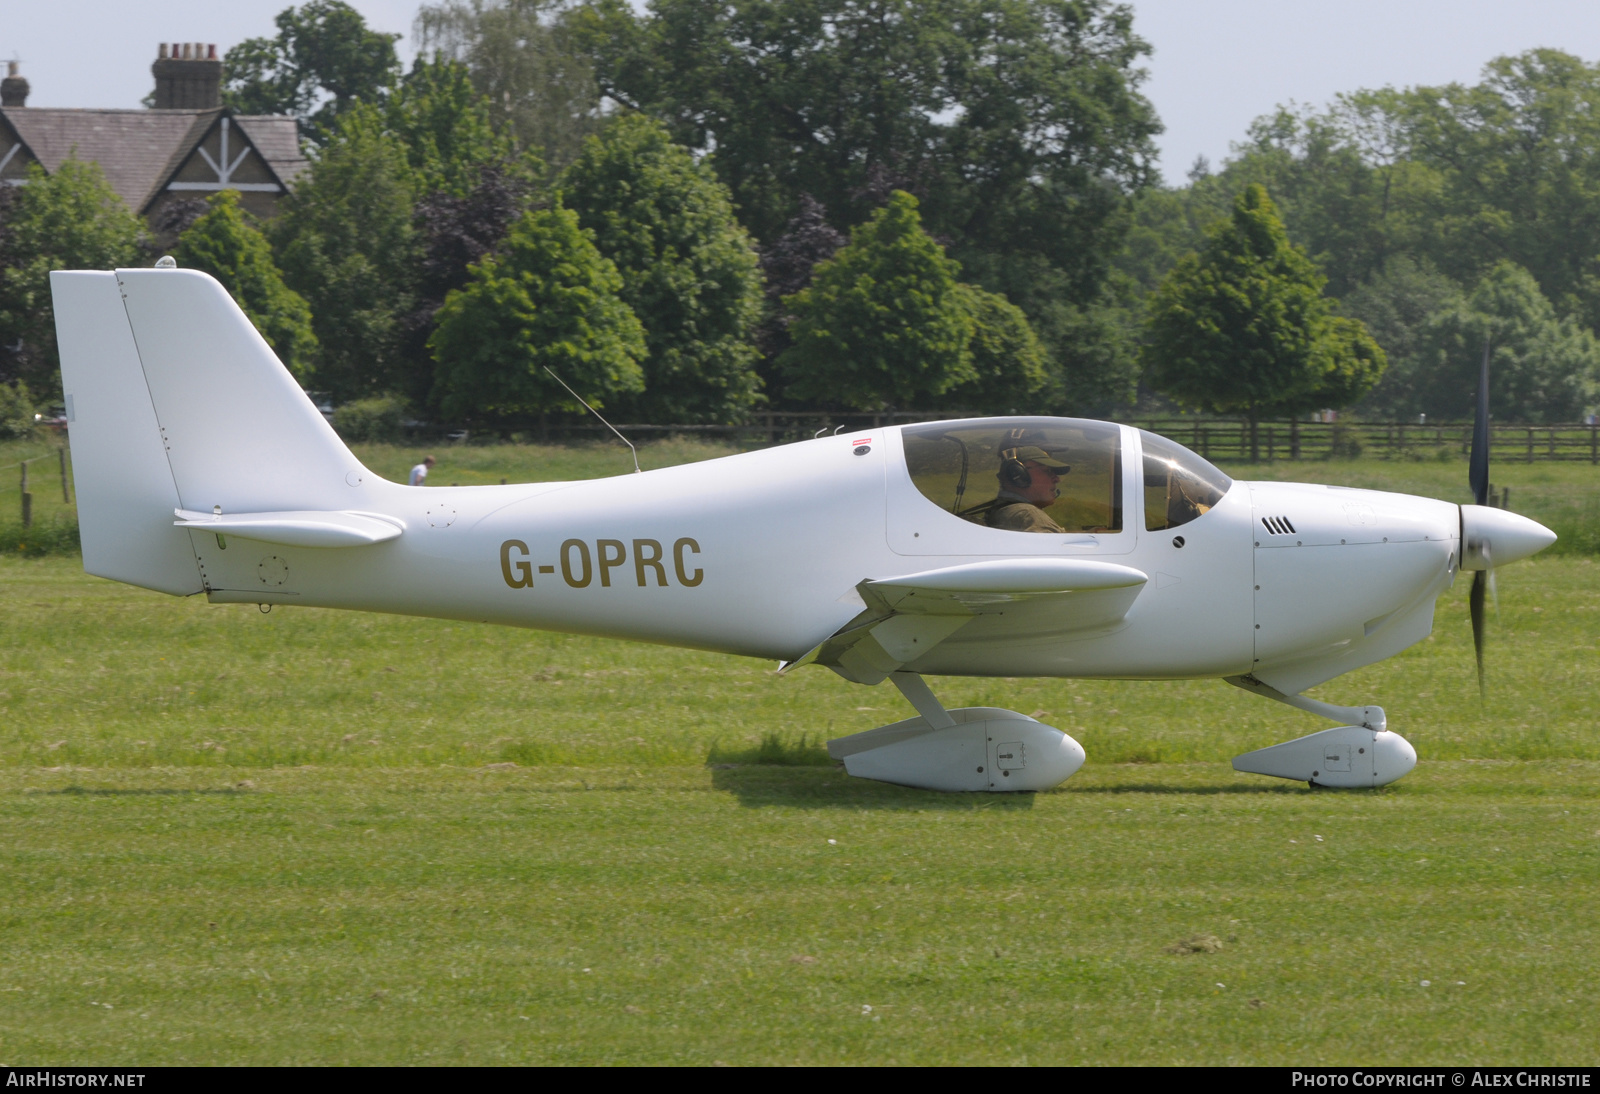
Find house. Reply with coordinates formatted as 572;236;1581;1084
0;45;307;240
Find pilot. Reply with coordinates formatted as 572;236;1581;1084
987;445;1071;533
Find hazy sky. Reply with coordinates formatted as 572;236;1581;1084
5;1;1600;186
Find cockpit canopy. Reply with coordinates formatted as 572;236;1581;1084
1140;429;1231;531
902;418;1123;533
901;418;1231;535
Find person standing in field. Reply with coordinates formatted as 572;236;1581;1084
409;455;436;486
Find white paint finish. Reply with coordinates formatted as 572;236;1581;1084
1460;504;1560;568
173;508;403;547
1254;539;1453;666
116;268;369;516
1249;481;1455;546
1232;725;1418;788
834;708;1085;792
49;271;201;595
1253;596;1443;697
866;557;1147;602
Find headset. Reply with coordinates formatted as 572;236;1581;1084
998;448;1033;490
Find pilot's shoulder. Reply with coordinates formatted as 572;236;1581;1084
989;501;1057;533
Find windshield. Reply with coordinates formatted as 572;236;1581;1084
1140;430;1232;531
902;418;1123;534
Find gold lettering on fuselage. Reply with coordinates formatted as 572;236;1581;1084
634;539;667;586
501;537;705;589
501;539;533;588
596;539;626;587
674;537;703;587
560;538;592;588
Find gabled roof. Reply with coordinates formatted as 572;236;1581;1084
0;106;307;212
233;116;307;183
0;108;204;208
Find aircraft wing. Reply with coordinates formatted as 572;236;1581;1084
784;558;1148;684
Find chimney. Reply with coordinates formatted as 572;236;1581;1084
151;42;221;109
1;61;28;108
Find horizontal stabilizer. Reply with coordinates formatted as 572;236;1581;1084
174;509;403;548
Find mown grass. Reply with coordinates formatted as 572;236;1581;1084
0;761;1596;1064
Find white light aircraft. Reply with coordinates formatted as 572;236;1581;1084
51;268;1557;792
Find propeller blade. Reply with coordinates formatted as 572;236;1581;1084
1470;569;1487;700
1470;337;1490;507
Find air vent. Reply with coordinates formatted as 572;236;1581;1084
1260;516;1297;535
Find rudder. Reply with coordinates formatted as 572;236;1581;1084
52;270;202;595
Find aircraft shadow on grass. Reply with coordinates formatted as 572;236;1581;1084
706;763;1334;806
708;763;1036;811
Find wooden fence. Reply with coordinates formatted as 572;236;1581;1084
538;413;1600;463
1127;419;1600;464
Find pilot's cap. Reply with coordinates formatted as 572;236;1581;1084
1002;445;1070;472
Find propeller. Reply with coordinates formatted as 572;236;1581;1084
1469;339;1490;697
1460;340;1557;699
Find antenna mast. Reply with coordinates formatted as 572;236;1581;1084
542;367;642;474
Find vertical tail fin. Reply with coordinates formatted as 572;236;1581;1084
52;267;376;595
114;267;368;513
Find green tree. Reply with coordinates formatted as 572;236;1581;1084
415;0;603;168
1408;263;1597;423
1393;51;1600;323
271;104;418;401
0;380;35;440
780;191;974;409
224;0;402;143
559;114;763;423
174;191;318;380
936;284;1050;413
1144;184;1385;458
1133;51;1600;339
429;204;646;421
386;54;522;198
584;0;1161;413
1343;257;1468;419
0;160;145;399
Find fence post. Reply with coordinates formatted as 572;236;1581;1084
1592;424;1597;466
60;446;70;504
1526;428;1534;464
20;460;31;529
1266;425;1275;462
1290;418;1300;460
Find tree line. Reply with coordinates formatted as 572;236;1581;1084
2;1;1598;438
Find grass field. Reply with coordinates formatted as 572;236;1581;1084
1;437;1598;1064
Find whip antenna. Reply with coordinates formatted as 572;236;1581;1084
542;366;641;474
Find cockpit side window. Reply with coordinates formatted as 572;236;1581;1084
902;418;1122;534
1140;430;1231;531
